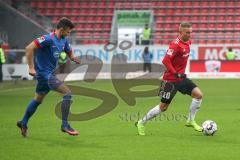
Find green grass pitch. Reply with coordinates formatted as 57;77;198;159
0;79;239;160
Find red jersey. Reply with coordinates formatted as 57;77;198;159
162;37;191;82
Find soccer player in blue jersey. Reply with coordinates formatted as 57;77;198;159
17;18;80;137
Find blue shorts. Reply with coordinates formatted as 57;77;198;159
36;74;63;94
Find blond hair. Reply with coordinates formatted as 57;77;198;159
180;22;192;28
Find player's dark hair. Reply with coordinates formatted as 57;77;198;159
57;17;74;30
143;46;149;54
180;22;192;28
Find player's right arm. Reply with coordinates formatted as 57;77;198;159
162;43;178;74
26;35;51;76
25;41;38;76
162;43;186;78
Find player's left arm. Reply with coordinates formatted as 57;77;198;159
64;40;80;64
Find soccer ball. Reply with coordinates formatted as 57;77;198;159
202;120;217;136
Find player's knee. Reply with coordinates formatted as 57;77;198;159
195;92;203;100
34;94;45;103
192;88;203;100
63;92;72;101
160;103;168;112
34;98;43;104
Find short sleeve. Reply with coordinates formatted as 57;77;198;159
165;43;179;59
34;35;51;48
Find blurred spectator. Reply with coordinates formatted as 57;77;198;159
135;32;140;45
142;24;151;45
7;46;17;64
142;46;153;72
226;48;236;60
0;40;6;82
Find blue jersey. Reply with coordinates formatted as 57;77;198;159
34;32;72;80
142;52;153;63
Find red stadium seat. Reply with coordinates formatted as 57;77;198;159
155;9;165;15
191;16;198;22
175;1;183;6
199;23;207;29
45;9;54;16
79;9;88;15
235;16;240;21
226;16;233;21
71;16;78;23
209;23;216;28
105;16;112;22
153;39;161;44
165;16;172;22
191;23;198;28
181;16;189;21
201;1;209;6
95;16;103;22
191;8;200;14
55;2;63;8
236;23;240;29
166;1;174;7
28;0;240;45
46;2;55;8
80;2;88;9
65;2;72;8
173;16;181;22
81;40;90;44
77;16;85;22
107;2;114;8
30;1;37;8
201;9;208;14
218;1;225;6
36;2;44;8
217;16;225;21
209;1;217;7
200;16;207;21
227;9;235;14
106;9;113;15
63;9;71;16
72;2;81;8
227;1;235;6
98;2;105;8
184;1;192;6
216;23;224;28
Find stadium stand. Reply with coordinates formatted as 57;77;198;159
11;0;240;44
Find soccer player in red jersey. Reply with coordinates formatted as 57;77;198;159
136;22;203;135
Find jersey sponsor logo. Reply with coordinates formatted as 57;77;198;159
37;36;45;43
53;51;60;58
167;49;174;56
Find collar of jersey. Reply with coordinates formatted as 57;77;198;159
177;37;190;45
52;31;62;40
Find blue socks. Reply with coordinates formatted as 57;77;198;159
21;94;72;128
22;99;41;126
61;94;72;128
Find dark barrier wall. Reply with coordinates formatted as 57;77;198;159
0;2;47;48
